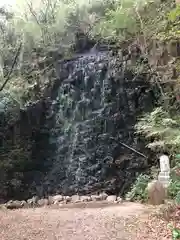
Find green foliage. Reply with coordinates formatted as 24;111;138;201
175;191;180;205
168;224;180;240
125;174;150;202
91;0;172;42
168;179;180;200
167;154;180;201
157;3;180;41
172;229;180;240
168;5;180;22
0;0;110;103
91;0;140;41
0;0;174;104
136;107;180;153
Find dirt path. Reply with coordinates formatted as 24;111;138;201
0;202;166;240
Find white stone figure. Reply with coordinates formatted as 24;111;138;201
158;154;170;188
159;154;170;172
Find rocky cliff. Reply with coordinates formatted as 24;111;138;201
0;46;157;201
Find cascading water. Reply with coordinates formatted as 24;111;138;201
43;49;154;196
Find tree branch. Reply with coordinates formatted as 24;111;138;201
0;42;22;92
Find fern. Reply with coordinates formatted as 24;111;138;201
136;107;180;153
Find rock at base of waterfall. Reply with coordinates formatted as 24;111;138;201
51;195;64;203
48;196;54;204
21;200;28;207
147;180;166;205
99;192;108;200
106;195;117;202
80;196;91;202
6;200;24;209
27;196;39;206
116;196;123;203
65;196;72;203
71;195;80;203
37;198;49;206
91;195;102;201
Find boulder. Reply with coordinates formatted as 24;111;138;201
91;195;102;201
27;196;39;206
37;198;49;207
71;195;80;203
80;196;91;202
6;200;24;209
65;196;72;203
147;180;166;205
99;192;108;200
117;197;123;203
0;204;7;210
51;195;64;203
48;196;54;205
53;200;59;205
106;195;117;202
21;200;28;208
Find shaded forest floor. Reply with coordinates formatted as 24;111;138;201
0;201;175;240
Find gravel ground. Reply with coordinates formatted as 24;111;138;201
0;202;148;240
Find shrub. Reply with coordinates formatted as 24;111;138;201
136;107;180;154
167;154;180;201
125;174;150;202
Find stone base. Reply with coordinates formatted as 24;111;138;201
158;171;170;188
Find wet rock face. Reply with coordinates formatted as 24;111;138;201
0;98;51;201
0;48;155;201
42;51;154;196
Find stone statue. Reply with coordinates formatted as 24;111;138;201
159;154;170;172
158;154;170;188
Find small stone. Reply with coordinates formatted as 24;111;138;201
65;196;72;203
21;200;28;208
27;198;33;205
117;197;123;203
80;196;91;202
91;195;102;201
48;196;54;204
32;196;39;203
37;199;49;207
53;199;66;205
125;197;132;202
52;195;64;203
54;200;59;205
58;200;67;206
0;204;7;210
106;195;117;202
99;192;108;200
27;196;39;206
71;195;80;203
6;200;23;209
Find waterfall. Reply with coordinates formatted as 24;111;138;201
44;50;153;196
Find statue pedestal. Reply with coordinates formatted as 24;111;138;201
158;171;170;188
